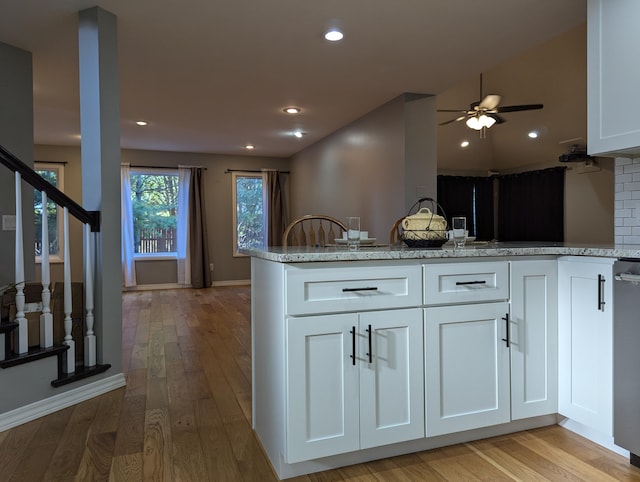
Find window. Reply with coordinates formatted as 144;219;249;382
35;162;64;260
129;169;179;255
232;172;264;256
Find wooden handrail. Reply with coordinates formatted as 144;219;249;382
0;144;100;232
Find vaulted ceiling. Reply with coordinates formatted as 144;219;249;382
0;1;586;164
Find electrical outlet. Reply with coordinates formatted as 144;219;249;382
209;263;214;271
2;215;16;231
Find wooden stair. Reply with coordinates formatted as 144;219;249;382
0;319;109;387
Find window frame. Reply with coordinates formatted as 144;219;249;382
232;171;264;257
34;162;64;264
128;167;180;261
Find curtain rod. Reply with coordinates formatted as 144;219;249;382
225;169;290;174
35;160;67;165
124;164;207;170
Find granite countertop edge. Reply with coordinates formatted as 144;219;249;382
240;243;640;263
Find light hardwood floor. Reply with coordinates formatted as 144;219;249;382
1;286;639;481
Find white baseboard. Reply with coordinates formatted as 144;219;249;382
558;417;629;458
0;372;126;432
123;283;186;291
123;280;250;291
211;279;250;287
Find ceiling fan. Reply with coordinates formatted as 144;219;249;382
438;74;543;137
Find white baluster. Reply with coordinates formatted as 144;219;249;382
84;223;96;367
40;191;53;348
62;207;75;373
14;172;27;354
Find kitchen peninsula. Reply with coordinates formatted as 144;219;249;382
243;243;639;479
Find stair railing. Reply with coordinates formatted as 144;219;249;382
0;144;100;373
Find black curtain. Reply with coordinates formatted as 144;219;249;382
437;175;494;240
498;167;565;242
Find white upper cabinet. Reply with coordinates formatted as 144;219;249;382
588;0;640;156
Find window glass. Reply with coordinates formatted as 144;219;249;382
34;163;63;259
233;173;264;255
129;171;179;254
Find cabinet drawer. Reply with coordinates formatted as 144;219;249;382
286;264;422;315
424;261;509;305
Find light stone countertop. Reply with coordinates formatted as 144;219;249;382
241;242;640;263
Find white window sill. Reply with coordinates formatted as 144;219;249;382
134;253;178;261
36;256;64;264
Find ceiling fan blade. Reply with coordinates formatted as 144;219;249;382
478;94;501;110
489;114;506;124
496;103;543;113
439;116;466;126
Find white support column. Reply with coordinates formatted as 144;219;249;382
39;191;53;348
62;207;75;373
14;172;28;354
78;7;122;373
84;223;96;367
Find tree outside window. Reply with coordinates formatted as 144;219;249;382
129;171;179;254
34;163;63;259
233;173;264;255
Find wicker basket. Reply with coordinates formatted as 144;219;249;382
400;198;448;248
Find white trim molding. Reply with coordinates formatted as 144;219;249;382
0;373;126;432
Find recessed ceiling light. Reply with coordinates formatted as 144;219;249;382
136;120;148;126
528;131;539;139
245;144;255;150
293;130;305;138
324;29;344;42
283;107;301;114
460;140;470;148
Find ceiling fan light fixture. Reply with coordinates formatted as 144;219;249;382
479;115;496;128
466;116;482;130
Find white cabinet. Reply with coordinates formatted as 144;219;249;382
425;302;511;436
587;0;640;156
285;307;424;463
425;260;558;437
510;260;558;420
558;257;614;436
424;260;509;306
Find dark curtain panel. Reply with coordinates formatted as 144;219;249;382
188;168;212;288
474;177;495;241
263;169;289;247
437;175;494;240
498;167;565;242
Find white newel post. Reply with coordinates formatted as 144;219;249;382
40;191;54;348
84;223;96;367
14;172;28;354
62;207;75;373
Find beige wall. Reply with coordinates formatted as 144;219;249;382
0;41;34;288
290;94;438;242
565;158;614;244
436;23;614;244
34;145;290;286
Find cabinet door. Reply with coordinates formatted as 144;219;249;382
286;313;359;463
359;308;424;449
510;260;558;420
425;302;510;436
588;0;640;156
558;258;613;436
